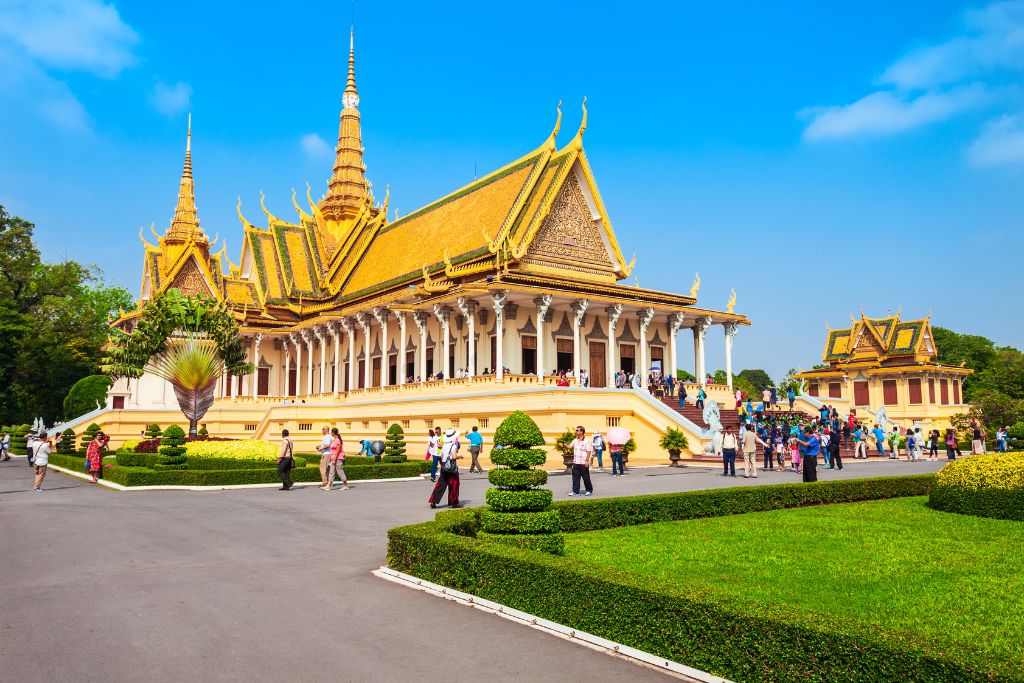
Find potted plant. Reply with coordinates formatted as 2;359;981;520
620;437;637;465
554;429;575;472
659;427;689;466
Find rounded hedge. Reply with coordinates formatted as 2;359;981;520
928;452;1024;521
157;425;188;470
493;410;545;448
490;448;547;469
488;468;548;489
479;509;561;535
62;374;111;420
477;531;565;555
485;488;553;512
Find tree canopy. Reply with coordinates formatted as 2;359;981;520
934;326;1024;429
0;205;132;425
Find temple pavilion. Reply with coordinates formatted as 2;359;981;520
108;33;748;414
796;312;971;429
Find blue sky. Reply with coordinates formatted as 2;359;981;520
1;0;1022;380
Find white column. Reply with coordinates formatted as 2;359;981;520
692;328;700;379
724;322;737;391
394;311;407;386
571;299;589;379
340;317;355;391
457;298;478;378
638;307;654;389
312;326;325;395
290;333;303;395
356;313;371;388
695;316;711;386
301;330;314;396
282;337;291;396
373;308;389;387
413;312;428;381
329;322;341;395
433;304;452;380
605;304;622;386
251;334;262;398
491;291;507;381
534;294;552;379
668;312;684;383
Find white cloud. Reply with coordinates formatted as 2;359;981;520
880;1;1024;90
967;114;1024;166
150;80;192;115
0;45;91;132
0;0;139;78
801;85;991;142
300;133;332;160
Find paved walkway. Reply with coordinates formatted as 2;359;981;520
0;457;946;682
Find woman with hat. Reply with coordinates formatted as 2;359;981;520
428;427;462;509
85;431;110;484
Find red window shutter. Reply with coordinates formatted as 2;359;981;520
908;378;922;404
953;381;961;404
854;381;869;406
828;382;842;398
808;383;820;397
928;379;935;403
883;380;898;405
940;380;949;405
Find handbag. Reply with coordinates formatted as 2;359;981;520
442;455;458;474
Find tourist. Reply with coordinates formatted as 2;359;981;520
316;426;332;488
277;429;294;490
828;428;843;470
568;425;595;496
905;429;917;462
735;388;743;409
996;426;1008;453
928;429;940;461
872;423;888;456
679;383;688;408
427;428;441;482
852;424;866;459
324;428;349;490
944;428;957;461
795;427;820;482
769;385;778;410
1;430;9;461
592;431;605;471
630;372;642;390
971;421;986;455
609;437;625;476
762;434;774;471
428;428;462;508
789;433;801;473
775;434;786;471
787;387;795;411
695;386;706;410
887;427;900;460
556;371;570;387
30;433;51;491
721;427;738;477
665;373;675;397
821;429;832;469
85;431;109;484
26;431;36;467
466;425;484;473
741;426;765;478
579;368;589;387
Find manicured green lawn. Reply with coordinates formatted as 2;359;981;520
564;496;1024;668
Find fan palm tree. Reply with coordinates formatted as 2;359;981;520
103;289;253;437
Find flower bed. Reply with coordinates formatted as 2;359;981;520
929;451;1024;521
384;475;1022;683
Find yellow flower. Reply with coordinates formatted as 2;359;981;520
184;440;278;460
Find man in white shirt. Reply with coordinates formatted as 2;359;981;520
316;426;332;488
32;433;52;491
569;426;594;496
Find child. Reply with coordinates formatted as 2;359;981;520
775;435;786;471
789;435;801;473
905;431;916;462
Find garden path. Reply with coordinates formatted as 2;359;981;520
0;458;946;682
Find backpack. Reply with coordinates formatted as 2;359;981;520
593;435;604;449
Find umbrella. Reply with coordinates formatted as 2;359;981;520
605;426;631;445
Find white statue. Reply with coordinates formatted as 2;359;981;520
702;398;724;455
874;406;891;433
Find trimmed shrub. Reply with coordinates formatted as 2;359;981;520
144;424;163;439
10;424;30;455
197;427;208;437
62;374;111;420
387;475;997;683
384;423;408;463
157;425;187;470
57;428;76;455
79;423;101;454
483;411;562;555
928;452;1024;521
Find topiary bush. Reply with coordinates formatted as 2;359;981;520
197;426;208;437
144;424;163;439
79;423;101;454
62;374;112;420
481;411;563;554
156;424;188;470
383;423;408;463
10;424;30;455
57;428;76;455
928;452;1024;521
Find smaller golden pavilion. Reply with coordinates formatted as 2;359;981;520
796;311;971;428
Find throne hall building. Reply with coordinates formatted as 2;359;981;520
105;35;749;457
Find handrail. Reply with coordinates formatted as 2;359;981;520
47;403;111;438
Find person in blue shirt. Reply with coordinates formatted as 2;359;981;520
871;425;885;456
358;439;372;457
787;388;795;410
795;426;820;482
466;425;485;473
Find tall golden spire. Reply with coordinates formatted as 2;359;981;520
318;28;370;223
167;112;207;242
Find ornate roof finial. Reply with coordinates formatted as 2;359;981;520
546;101;562;149
167;111;207;243
571;97;588;149
345;27;357;102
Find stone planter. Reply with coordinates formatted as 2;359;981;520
562;452;573;472
668;449;682;466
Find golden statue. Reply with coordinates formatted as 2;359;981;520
689;273;700;298
726;288;737;314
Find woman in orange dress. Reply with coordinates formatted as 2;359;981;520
85;432;110;483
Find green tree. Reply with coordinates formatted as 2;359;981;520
62;375;113;420
103;288;253;437
737;369;772;394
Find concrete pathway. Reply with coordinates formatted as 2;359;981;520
0;457;946;682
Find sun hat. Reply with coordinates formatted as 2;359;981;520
444;427;457;438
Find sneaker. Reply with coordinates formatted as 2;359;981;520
584;491;593;496
429;502;437;509
36;488;43;492
568;492;579;496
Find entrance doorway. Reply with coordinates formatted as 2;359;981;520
619;344;636;375
287;367;296;396
589;341;606;388
405;351;415;382
521;335;537;375
556;338;573;373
